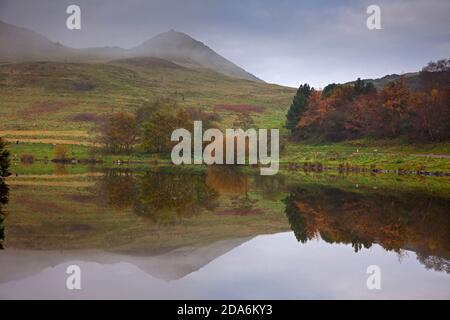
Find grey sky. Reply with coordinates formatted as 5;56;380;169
0;0;449;88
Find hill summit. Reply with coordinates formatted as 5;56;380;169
0;21;262;82
129;30;262;82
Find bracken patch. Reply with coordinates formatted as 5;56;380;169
17;102;65;119
214;104;265;113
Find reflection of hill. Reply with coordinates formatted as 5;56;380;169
0;236;252;284
1;167;284;283
285;185;450;272
4;168;288;251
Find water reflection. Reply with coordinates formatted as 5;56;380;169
1;165;449;298
32;168;450;264
0;178;8;249
93;168;221;222
284;185;450;273
134;169;218;222
92;166;266;222
205;166;249;196
94;169;136;209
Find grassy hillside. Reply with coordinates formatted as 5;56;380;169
0;60;294;135
1;59;449;174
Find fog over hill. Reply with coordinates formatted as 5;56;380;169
0;20;262;82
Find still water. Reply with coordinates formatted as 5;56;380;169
0;165;449;299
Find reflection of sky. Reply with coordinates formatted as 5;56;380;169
0;232;448;299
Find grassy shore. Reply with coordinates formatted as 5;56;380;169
282;139;450;173
6;138;450;175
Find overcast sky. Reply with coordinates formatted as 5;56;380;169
0;0;449;88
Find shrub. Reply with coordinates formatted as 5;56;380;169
20;154;35;164
53;145;70;161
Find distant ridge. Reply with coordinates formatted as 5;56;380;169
0;20;262;82
345;72;420;90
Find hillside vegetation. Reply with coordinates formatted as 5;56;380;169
0;59;294;136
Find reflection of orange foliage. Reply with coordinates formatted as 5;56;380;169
206;166;249;195
292;188;450;257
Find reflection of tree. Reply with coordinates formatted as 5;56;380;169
205;166;249;196
54;163;69;175
416;254;450;274
0;137;10;249
284;185;450;265
133;170;218;223
0;179;8;249
206;166;257;213
94;169;136;209
284;193;309;243
95;167;282;223
254;175;286;200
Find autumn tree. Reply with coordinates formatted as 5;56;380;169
346;91;382;137
298;91;328;129
379;80;410;137
135;98;178;127
419;58;450;90
138;98;224;155
292;72;448;142
422;58;450;72
100;112;137;153
53;144;70;161
408;87;450;141
354;78;376;96
298;85;356;141
185;108;222;129
322;83;339;98
142;109;192;154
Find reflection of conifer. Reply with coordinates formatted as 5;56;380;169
0;209;5;249
284;192;309;243
350;240;372;253
0;137;10;249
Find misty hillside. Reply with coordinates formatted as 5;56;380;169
129;30;262;82
0;20;75;62
0;20;261;82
